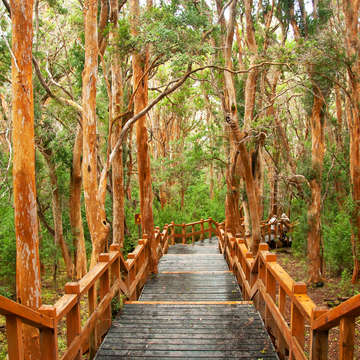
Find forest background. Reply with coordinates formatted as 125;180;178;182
0;0;359;308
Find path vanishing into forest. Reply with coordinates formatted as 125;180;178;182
95;238;278;359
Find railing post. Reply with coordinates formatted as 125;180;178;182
39;305;58;360
339;316;355;359
65;282;81;360
192;224;195;244
99;253;112;335
291;282;306;350
6;315;24;360
182;223;186;244
146;233;158;274
265;252;277;328
110;244;122;302
208;218;213;239
200;219;204;241
163;224;169;253
310;307;328;360
89;283;97;358
171;221;175;245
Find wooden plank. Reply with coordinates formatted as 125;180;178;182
160;270;231;274
125;301;252;305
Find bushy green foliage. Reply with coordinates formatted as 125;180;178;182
0;201;16;295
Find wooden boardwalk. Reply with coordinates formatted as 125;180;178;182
95;238;278;359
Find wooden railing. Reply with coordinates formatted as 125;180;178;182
0;218;216;360
215;223;360;360
168;218;216;245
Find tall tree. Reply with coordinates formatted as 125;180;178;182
110;0;125;247
342;0;360;282
10;0;41;357
130;0;157;271
82;0;110;268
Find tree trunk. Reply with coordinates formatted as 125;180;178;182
130;0;156;271
217;0;242;235
11;0;41;357
45;155;74;278
342;0;360;282
82;0;110;268
70;127;87;278
307;91;325;284
110;0;125;247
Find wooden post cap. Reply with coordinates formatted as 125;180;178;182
265;252;277;262
138;239;144;245
259;243;269;251
99;253;111;262
39;305;57;318
235;233;242;238
237;238;245;244
65;282;80;294
143;233;149;239
127;253;135;259
246;252;253;259
110;243;120;252
293;282;307;294
311;306;328;321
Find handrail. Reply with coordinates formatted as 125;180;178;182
218;227;360;360
0;295;54;329
0;217;217;360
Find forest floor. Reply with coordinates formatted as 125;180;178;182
276;248;360;359
1;249;360;359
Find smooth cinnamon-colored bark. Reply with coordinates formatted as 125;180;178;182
11;0;41;357
110;0;125;247
307;92;325;284
216;0;242;235
343;0;360;282
82;0;110;268
130;0;156;270
70;127;87;279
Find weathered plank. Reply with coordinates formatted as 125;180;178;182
95;239;278;359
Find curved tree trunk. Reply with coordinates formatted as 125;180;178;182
130;0;156;271
110;0;125;247
70;127;87;278
82;0;110;268
11;0;42;357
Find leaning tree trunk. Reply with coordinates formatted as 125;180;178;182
82;0;110;268
11;0;41;358
70;127;87;278
307;90;325;284
110;0;125;247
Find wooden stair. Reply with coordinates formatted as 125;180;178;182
95;238;278;359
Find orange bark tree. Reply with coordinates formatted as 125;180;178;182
130;0;157;271
10;0;41;357
342;0;360;283
82;0;110;268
